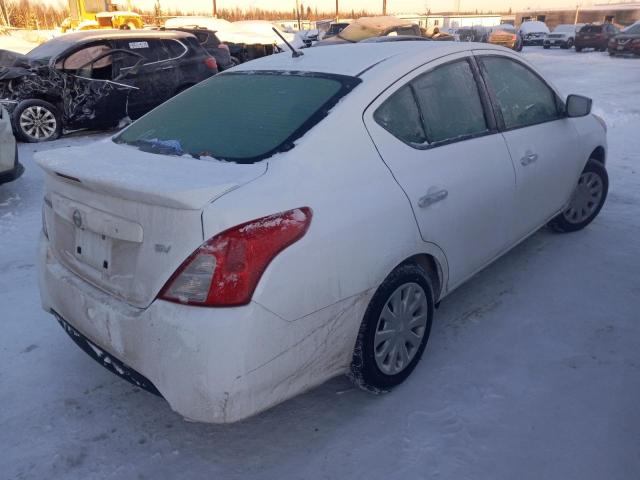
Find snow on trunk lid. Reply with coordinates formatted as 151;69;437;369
37;141;267;308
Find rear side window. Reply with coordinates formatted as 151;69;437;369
115;72;360;163
373;85;426;146
162;39;187;58
480;56;560;130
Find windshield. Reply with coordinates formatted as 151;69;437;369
26;37;73;62
115;71;360;163
553;25;574;33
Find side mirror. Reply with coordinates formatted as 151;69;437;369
566;94;592;117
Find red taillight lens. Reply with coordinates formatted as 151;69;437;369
204;56;218;71
159;208;312;307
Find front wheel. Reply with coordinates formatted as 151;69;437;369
548;159;608;233
13;99;62;142
350;263;434;391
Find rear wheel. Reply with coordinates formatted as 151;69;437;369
548;159;608;233
13;99;62;142
351;263;434;391
575;46;582;52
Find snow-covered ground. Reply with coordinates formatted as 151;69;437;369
1;49;639;479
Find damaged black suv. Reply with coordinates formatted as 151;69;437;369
0;30;218;142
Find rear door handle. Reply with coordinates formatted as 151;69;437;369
418;189;448;208
520;152;538;166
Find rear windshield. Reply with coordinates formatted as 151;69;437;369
553;25;574;32
114;71;360;163
581;25;602;33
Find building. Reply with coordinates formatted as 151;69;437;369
516;2;640;29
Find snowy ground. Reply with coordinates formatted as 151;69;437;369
1;49;639;479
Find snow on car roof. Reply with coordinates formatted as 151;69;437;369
231;41;499;77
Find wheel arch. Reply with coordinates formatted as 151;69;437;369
399;253;445;303
590;146;605;166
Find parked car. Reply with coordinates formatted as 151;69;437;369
519;20;550;46
322;22;350;39
543;23;583;49
0;106;21;185
0;30;218;142
575;23;620;52
314;16;423;46
162;26;236;70
37;42;608;424
488;24;523;51
608;22;640;56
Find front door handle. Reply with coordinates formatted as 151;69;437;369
418;189;448;208
520;152;538;166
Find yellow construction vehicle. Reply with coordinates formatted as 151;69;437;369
61;0;144;32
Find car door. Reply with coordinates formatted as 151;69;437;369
475;52;582;238
113;39;179;118
57;43;140;129
364;53;517;287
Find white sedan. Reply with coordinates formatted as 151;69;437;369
37;42;608;423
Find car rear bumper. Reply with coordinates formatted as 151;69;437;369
38;234;358;423
543;39;569;47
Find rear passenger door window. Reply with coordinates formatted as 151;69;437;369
479;56;560;130
411;60;488;143
374;59;489;147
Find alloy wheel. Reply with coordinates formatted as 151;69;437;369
19;105;57;140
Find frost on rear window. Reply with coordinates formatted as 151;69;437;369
114;71;360;164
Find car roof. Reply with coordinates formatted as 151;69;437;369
231;41;500;77
48;29;193;46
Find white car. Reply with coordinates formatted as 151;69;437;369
519;20;551;45
544;23;584;49
37;42;608;423
0;107;21;186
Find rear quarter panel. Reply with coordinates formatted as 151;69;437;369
201;98;445;323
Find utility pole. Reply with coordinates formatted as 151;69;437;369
335;0;338;22
212;0;217;17
382;0;386;15
295;0;301;29
574;3;580;24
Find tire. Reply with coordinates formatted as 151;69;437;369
567;38;574;48
548;159;608;233
543;45;550;49
13;99;62;142
575;46;582;52
350;263;435;391
609;50;616;56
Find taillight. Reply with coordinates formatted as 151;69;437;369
204;56;217;71
159;208;312;307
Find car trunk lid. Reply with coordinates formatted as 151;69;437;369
37;139;267;308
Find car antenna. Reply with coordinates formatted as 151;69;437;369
272;27;304;58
